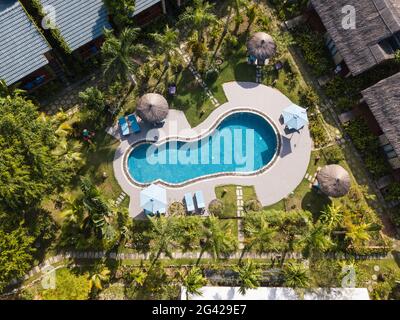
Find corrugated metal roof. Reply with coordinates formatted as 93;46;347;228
39;0;112;51
134;0;161;15
0;0;51;85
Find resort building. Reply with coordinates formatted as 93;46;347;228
31;0;112;60
181;286;370;300
0;0;54;90
360;72;400;180
307;0;400;77
130;0;187;25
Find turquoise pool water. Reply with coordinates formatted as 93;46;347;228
127;112;278;184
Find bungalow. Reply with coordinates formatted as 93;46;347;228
131;0;187;25
360;72;400;180
307;0;400;77
36;0;112;60
0;0;54;91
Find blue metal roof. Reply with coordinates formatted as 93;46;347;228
0;0;51;85
134;0;161;15
39;0;112;51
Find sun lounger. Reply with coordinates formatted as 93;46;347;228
194;191;205;213
127;114;141;133
119;117;130;136
184;193;195;213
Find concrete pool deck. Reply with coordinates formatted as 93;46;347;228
113;82;312;219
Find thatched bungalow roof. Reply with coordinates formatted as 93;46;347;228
361;72;400;157
311;0;400;76
247;32;276;61
136;93;169;123
317;165;351;198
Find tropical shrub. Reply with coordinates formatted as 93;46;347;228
344;118;390;178
244;199;262;212
384;182;400;202
293;25;334;76
78;86;106;127
309;115;329;148
208;199;225;217
299;86;320;112
168;202;185;216
0;226;35;292
98;282;126;300
0;93;71;211
270;0;309;20
323;145;344;164
41;268;91;300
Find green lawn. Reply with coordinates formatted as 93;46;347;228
215;184;258;218
168;69;216;127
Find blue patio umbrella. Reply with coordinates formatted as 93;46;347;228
282;104;309;131
140;184;167;214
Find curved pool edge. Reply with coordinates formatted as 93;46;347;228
112;82;313;219
122;108;282;188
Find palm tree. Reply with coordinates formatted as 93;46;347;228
174;216;203;253
179;267;207;300
301;223;333;258
89;266;111;291
102;28;148;92
0;79;25;97
178;0;218;44
274;210;311;267
345;222;371;248
282;262;310;288
196;216;238;265
241;212;276;263
319;203;343;231
150;25;182;87
229;0;247;34
233;260;262;295
146;216;176;268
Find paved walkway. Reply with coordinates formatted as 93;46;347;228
236;186;245;250
112;82;312;219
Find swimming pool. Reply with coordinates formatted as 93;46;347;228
127;112;279;185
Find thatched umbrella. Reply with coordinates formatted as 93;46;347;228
247;32;276;62
317;165;351;198
136;93;169;123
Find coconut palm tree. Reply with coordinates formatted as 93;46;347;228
301;223;333;259
345;222;371;248
179;267;207;300
174;216;203;253
150;25;183;86
319;203;344;231
196;216;238;265
146;216;176;268
102;28;148;91
233;260;262;295
178;0;218;44
241;212;276;263
89;266;111;291
282;262;310;288
274;210;311;267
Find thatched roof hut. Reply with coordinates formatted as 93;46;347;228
136;93;169;123
317;165;351;198
247;32;276;62
361;72;400;159
310;0;400;76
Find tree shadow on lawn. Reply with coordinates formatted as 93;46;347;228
301;190;332;221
